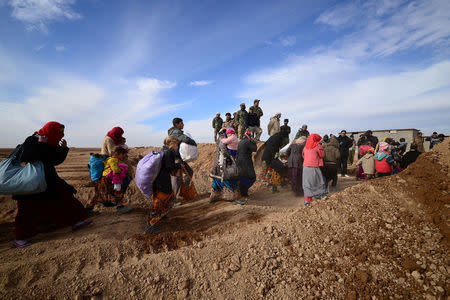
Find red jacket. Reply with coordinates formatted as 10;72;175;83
302;145;325;167
375;150;394;173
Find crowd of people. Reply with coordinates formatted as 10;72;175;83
5;104;446;247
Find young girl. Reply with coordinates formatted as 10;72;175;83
375;142;395;177
87;146;132;215
146;136;182;233
220;128;239;158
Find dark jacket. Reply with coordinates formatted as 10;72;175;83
13;135;73;200
153;146;181;194
237;138;257;178
245;113;260;128
400;150;420;169
262;132;286;163
285;143;304;168
337;135;353;156
168;127;197;146
280;125;291;136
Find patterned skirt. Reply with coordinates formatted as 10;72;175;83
90;177;124;206
148;190;175;226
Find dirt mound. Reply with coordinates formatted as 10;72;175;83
0;140;449;299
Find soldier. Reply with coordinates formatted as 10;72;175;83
212;113;223;142
249;99;263;136
295;124;310;139
235;103;248;139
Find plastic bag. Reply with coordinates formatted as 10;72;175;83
0;145;47;195
279;143;290;155
179;143;198;162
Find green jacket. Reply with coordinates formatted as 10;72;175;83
212;116;223;130
235;109;248;125
295;129;310;139
249;106;263;118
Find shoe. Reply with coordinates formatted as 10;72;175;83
101;201;117;207
72;220;92;231
13;240;31;248
161;215;169;221
233;200;246;205
173;202;182;207
344;174;350;178
145;225;162;234
85;207;100;217
304;201;311;206
116;206;132;215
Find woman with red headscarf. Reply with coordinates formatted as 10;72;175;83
101;127;125;156
302;133;328;206
12;122;90;248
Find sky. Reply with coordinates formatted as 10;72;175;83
0;0;449;147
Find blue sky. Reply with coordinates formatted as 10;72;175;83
0;0;449;147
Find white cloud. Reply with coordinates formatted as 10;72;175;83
55;45;66;51
316;0;450;58
0;74;186;147
8;0;81;32
280;36;296;47
189;80;213;87
33;44;45;51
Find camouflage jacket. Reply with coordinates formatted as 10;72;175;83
212;117;223;130
249;106;263;118
235;109;248;125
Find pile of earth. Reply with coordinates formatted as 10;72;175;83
0;140;448;299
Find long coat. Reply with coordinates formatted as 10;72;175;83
267;116;280;136
237;138;257;178
286;143;305;168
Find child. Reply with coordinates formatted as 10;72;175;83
105;163;128;191
375;142;395;177
146;136;182;234
220;128;239;158
356;147;375;180
87;146;132;215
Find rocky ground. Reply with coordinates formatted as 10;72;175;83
0;140;448;299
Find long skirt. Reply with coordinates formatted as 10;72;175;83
289;167;303;196
148;190;175;226
261;162;283;187
302;166;328;198
322;163;338;186
212;178;237;192
238;176;256;197
15;183;87;240
90;177;124;207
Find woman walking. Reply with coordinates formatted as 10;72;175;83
285;137;306;197
101;127;126;156
12;122;89;248
302;134;328;206
236;130;257;203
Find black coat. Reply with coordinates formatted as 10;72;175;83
400;150;420;169
337;135;353;156
237;138;257;178
280;125;291;135
285;143;304;168
13;135;73;201
262;132;285;163
245;113;260;127
153;146;181;194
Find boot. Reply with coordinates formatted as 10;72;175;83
209;190;222;203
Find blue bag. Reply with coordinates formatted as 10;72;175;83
88;154;108;182
0;145;47;195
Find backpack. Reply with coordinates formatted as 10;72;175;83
135;150;164;198
88;154;108;182
0;144;47;195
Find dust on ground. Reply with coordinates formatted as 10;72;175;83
0;141;448;299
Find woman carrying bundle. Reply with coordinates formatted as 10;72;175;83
12;122;89;248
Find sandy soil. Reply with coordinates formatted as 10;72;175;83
0;141;448;299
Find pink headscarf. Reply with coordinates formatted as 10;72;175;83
226;128;235;135
379;142;389;151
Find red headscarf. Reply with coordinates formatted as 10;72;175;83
106;127;124;145
37;121;65;148
305;133;322;149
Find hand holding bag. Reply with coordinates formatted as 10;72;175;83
0;144;47;195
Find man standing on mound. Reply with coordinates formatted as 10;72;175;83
249;99;264;135
168;118;196;202
235;103;248;139
212;113;223;142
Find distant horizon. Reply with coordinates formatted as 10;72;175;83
1;0;449;147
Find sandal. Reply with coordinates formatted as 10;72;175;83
116;206;132;215
145;225;162;234
232;200;246;205
72;220;92;231
13;240;31;248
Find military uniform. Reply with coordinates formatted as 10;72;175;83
235;109;248;139
249;106;263;119
212;116;223;142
